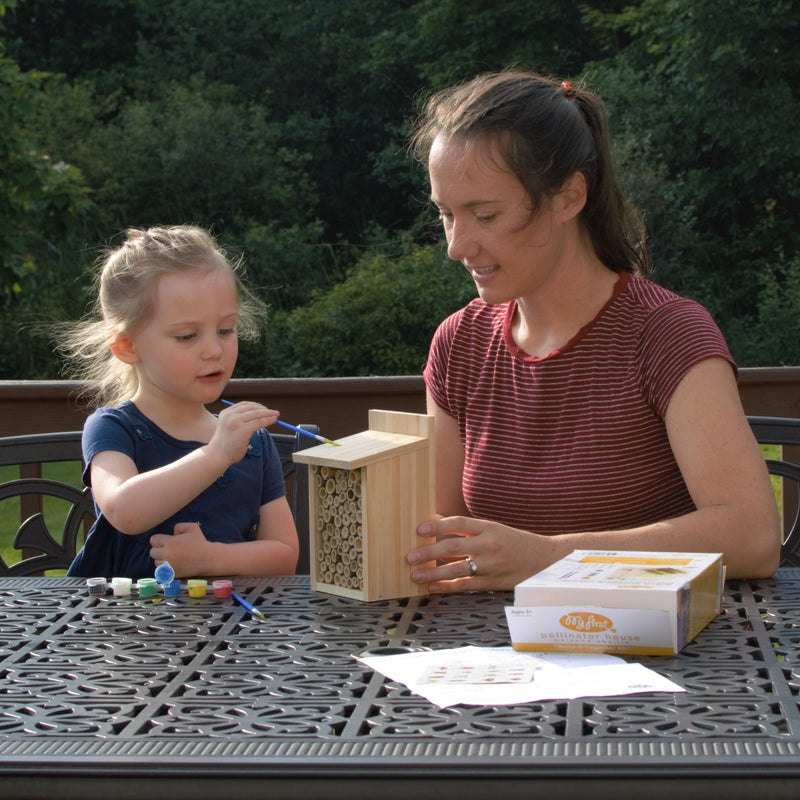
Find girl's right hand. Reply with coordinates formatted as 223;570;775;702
209;401;279;465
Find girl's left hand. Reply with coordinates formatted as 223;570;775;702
150;522;209;577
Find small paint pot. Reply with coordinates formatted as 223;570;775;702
213;579;232;598
154;562;175;585
111;577;132;596
86;577;107;596
187;579;207;598
137;578;157;597
162;579;181;597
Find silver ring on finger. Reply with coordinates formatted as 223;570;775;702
467;558;478;576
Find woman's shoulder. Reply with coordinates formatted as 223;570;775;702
438;298;508;332
615;274;721;336
431;299;509;357
623;274;704;313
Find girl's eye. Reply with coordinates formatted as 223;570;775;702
176;333;195;342
218;328;236;336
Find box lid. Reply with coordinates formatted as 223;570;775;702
516;550;723;594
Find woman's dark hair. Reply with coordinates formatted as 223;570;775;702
411;70;648;276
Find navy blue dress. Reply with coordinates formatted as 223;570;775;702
67;401;286;579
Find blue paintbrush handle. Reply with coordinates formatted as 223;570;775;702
274;418;321;441
231;591;265;620
220;399;335;445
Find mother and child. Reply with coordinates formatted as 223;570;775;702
63;68;781;586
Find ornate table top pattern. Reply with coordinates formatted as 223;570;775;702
1;571;800;796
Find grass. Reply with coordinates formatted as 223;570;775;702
763;444;782;500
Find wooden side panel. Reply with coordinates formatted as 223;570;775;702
361;443;435;601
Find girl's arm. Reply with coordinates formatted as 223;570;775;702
408;357;781;590
149;497;300;577
90;402;278;534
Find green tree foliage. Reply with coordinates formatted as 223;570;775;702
0;60;89;299
0;1;92;376
1;0;799;377
410;0;621;88
587;0;800;363
736;256;800;367
262;239;476;378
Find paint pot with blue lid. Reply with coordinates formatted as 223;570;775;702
155;562;181;595
154;562;175;585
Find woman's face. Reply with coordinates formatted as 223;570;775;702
428;135;568;305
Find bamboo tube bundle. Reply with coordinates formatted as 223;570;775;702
310;465;365;591
294;410;436;601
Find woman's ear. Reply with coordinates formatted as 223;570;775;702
108;333;139;364
556;171;587;222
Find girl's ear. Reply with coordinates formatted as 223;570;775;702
108;333;139;364
556;171;588;222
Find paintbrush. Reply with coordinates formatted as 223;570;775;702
231;591;266;621
219;399;340;445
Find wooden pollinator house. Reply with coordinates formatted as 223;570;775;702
292;410;435;601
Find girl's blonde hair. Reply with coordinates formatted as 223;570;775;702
57;225;266;408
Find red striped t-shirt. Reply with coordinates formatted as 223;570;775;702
423;271;735;535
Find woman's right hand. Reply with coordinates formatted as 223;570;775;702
406;516;561;594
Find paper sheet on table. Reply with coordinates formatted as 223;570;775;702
357;645;684;708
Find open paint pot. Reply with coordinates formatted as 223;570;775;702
86;577;107;596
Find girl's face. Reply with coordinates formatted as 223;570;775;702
428;135;568;305
121;267;240;409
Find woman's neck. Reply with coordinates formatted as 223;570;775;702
512;254;620;358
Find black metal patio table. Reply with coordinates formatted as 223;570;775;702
1;571;800;799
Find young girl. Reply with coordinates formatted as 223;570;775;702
60;225;299;579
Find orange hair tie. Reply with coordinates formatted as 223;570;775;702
561;81;575;99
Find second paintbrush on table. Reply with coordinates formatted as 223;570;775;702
231;591;266;621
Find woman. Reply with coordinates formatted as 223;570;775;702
406;71;779;592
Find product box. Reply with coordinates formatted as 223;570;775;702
505;550;724;656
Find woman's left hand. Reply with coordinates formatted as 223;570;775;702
406;516;557;593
